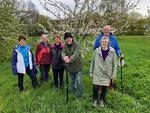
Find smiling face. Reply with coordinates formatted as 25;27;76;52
54;37;61;46
66;37;73;45
41;34;48;43
19;39;26;46
101;38;109;49
103;25;111;36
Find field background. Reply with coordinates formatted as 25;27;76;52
0;36;150;113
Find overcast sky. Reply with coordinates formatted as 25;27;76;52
26;0;150;18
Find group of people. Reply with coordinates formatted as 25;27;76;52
11;32;83;98
11;25;122;108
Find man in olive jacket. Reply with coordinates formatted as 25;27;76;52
61;32;83;98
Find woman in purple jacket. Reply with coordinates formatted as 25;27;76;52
51;36;64;89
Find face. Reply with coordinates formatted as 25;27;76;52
66;37;73;45
54;37;61;46
103;25;111;36
41;36;48;43
101;39;109;49
19;39;26;46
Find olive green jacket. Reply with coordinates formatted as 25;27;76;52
61;40;82;73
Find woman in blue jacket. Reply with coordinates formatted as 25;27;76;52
11;35;38;91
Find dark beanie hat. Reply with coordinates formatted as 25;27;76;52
64;32;73;40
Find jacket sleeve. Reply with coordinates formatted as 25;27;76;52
11;49;18;75
90;51;96;77
35;44;40;64
94;35;101;50
69;42;81;63
61;46;67;61
113;37;121;57
30;49;36;68
30;49;38;76
112;51;117;78
50;44;52;64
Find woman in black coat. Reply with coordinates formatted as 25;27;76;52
51;36;64;89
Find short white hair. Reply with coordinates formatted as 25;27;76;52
40;34;49;42
41;34;48;38
100;36;110;43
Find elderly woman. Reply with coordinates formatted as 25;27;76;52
36;34;52;83
90;36;117;107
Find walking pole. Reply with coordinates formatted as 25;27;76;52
65;63;69;103
120;54;124;95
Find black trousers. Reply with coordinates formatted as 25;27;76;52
52;68;64;88
93;85;107;101
39;64;50;82
18;66;38;91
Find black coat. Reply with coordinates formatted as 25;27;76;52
51;44;64;69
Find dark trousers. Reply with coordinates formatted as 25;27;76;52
93;85;107;101
18;66;38;91
52;68;64;88
39;64;50;82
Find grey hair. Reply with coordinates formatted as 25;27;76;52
100;36;110;43
40;34;49;42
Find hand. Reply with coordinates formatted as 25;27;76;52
65;58;70;63
119;59;125;67
120;54;124;61
112;77;116;82
63;56;69;62
90;73;93;78
36;64;39;67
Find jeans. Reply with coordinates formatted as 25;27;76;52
39;64;50;82
70;71;83;97
93;85;107;101
18;66;38;91
52;68;64;88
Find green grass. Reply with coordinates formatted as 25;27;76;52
0;35;150;113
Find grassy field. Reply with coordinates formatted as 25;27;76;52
0;35;150;113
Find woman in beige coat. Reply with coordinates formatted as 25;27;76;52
90;36;117;107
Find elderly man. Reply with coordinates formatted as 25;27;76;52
94;25;121;57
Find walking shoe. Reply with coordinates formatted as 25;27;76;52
99;99;105;108
92;100;98;107
77;95;83;101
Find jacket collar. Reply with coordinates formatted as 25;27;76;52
15;44;30;49
66;40;75;47
52;42;63;48
98;46;114;56
15;45;30;52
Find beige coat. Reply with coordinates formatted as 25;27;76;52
90;47;117;86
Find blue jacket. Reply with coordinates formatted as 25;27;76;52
17;45;29;67
94;33;121;57
11;45;37;76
